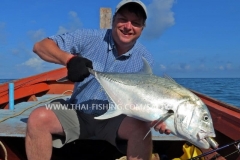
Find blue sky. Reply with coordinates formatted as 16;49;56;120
0;0;239;78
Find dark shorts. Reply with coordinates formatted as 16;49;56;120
50;99;127;153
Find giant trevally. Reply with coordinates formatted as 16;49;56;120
89;58;216;149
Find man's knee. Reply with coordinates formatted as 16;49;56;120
27;107;56;131
27;106;64;136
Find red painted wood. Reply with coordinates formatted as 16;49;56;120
0;67;67;98
0;83;49;107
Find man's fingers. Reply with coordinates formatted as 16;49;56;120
153;121;171;134
154;122;166;133
165;129;171;135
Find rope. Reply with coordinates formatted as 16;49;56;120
0;91;72;159
0;94;70;123
61;90;73;95
0;141;7;160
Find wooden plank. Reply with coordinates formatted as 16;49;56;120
0;83;50;106
100;8;112;29
0;67;67;98
0;94;70;137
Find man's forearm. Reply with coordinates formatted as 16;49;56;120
33;38;73;66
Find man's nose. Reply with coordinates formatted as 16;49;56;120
124;21;132;29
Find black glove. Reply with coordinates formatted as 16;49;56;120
67;56;93;82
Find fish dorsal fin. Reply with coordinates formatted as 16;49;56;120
163;74;177;84
139;57;153;74
162;74;186;92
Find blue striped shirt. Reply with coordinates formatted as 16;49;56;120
49;29;153;115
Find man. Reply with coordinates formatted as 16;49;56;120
25;0;171;160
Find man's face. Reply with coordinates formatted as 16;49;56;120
112;8;145;48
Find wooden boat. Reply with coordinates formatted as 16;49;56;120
0;67;239;160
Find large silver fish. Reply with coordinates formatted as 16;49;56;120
89;58;216;149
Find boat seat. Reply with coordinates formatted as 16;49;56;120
0;94;183;141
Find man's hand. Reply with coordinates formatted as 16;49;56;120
151;120;171;135
67;56;93;82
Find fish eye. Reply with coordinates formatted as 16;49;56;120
203;114;209;121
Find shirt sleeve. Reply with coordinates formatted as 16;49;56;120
48;29;92;55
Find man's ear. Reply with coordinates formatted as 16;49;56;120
111;15;116;28
112;15;116;23
142;21;146;30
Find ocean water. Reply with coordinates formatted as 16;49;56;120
0;78;240;108
0;79;15;84
175;78;240;108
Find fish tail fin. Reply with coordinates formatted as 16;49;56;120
88;68;95;76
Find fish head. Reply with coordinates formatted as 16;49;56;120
175;99;215;149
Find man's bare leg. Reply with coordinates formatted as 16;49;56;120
118;117;152;160
25;107;64;160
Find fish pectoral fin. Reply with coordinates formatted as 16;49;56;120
143;110;174;140
94;108;122;120
152;110;174;128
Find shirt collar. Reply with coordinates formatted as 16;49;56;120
108;32;115;51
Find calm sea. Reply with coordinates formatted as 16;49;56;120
1;78;240;108
175;78;240;108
